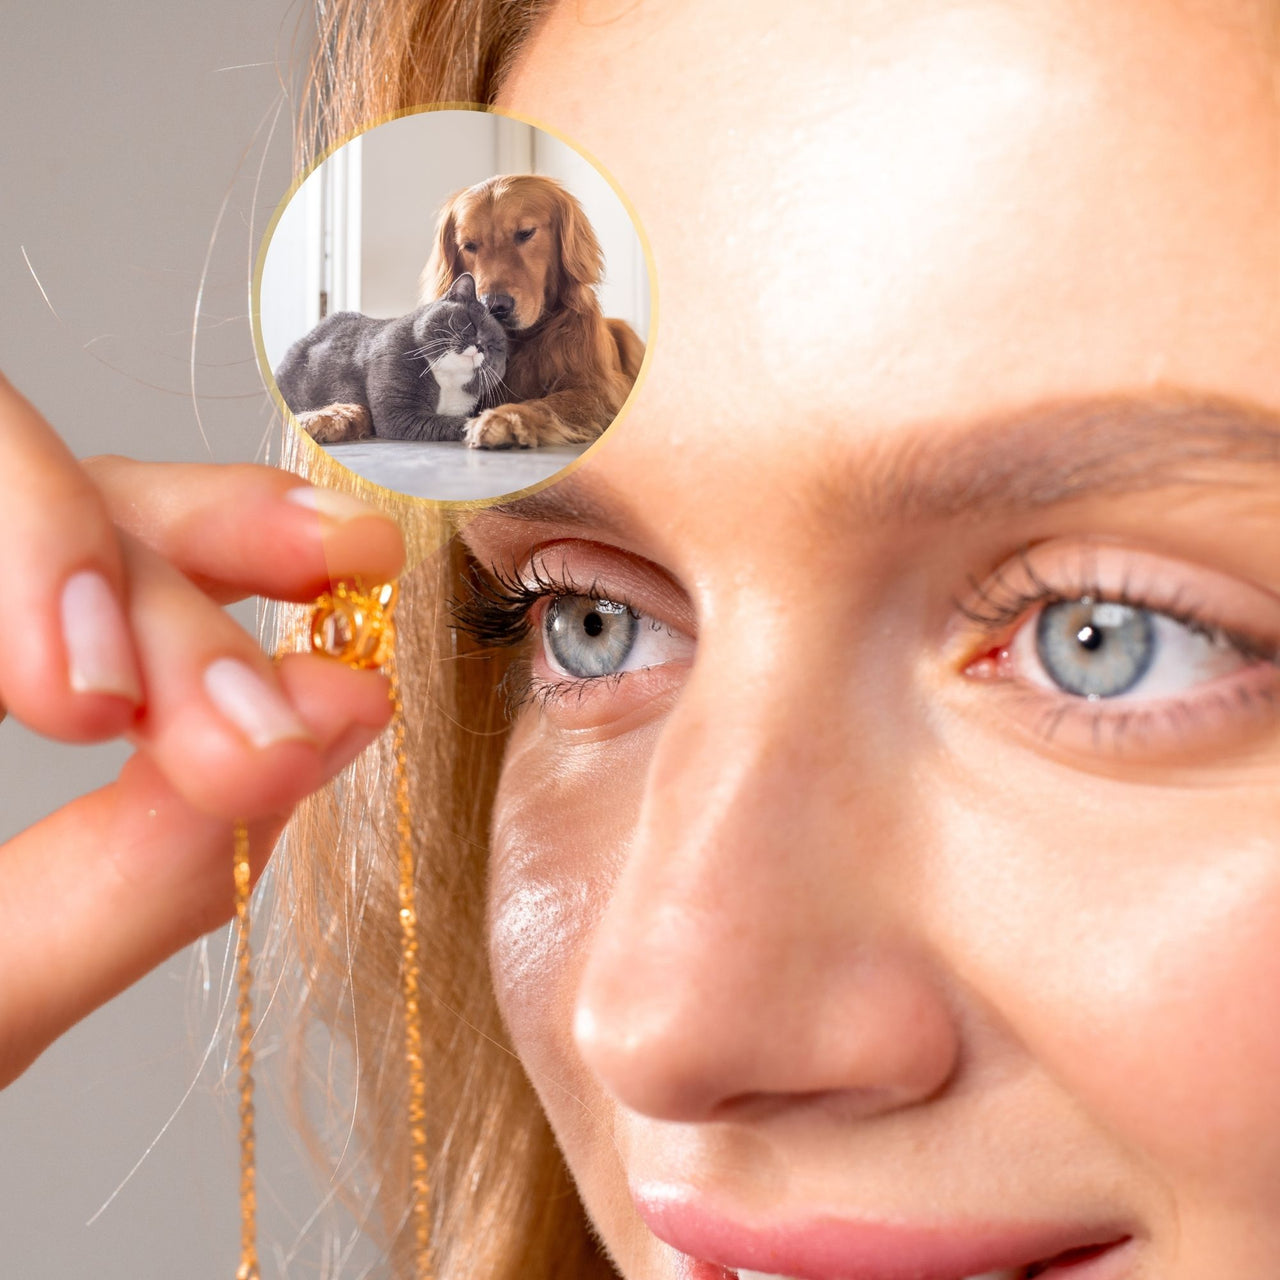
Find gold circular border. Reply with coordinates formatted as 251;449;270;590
250;101;658;533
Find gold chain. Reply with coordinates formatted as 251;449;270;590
389;646;433;1276
233;820;260;1280
232;579;430;1279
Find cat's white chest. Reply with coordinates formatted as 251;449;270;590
431;348;482;415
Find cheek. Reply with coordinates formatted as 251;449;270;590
938;777;1280;1203
486;719;655;1137
1067;851;1280;1190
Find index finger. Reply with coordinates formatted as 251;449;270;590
85;455;406;604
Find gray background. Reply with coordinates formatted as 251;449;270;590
0;2;375;1275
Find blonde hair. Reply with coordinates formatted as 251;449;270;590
300;0;547;151
267;3;614;1276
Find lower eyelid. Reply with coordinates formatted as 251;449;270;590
965;650;1280;763
518;661;691;731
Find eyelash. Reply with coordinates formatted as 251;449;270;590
959;546;1278;664
451;561;643;713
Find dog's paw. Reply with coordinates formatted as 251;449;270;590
293;403;371;444
464;405;537;450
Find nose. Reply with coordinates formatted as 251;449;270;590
572;634;962;1124
482;292;515;322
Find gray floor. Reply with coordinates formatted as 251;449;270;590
325;439;588;500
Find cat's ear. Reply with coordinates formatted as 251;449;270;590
420;192;465;303
446;273;478;304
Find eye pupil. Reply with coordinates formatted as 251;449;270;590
582;610;604;638
1075;623;1103;652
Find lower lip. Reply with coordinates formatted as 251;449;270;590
675;1239;1133;1280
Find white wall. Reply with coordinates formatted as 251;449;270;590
259;163;326;373
360;109;506;318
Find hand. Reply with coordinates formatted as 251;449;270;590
0;371;404;1087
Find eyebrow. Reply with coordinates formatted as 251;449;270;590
479;391;1280;534
866;392;1280;523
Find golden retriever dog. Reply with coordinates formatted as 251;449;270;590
422;174;645;449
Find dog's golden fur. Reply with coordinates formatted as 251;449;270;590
423;174;644;449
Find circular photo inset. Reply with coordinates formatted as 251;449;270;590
255;107;652;502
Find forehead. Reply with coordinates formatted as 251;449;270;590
452;184;557;238
499;0;1279;461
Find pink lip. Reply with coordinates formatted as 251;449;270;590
639;1188;1133;1280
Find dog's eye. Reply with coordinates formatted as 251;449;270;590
460;242;477;254
515;228;536;244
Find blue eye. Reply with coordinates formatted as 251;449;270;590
544;597;639;679
1012;596;1250;702
1035;599;1155;698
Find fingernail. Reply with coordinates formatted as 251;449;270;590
203;657;312;749
284;485;381;523
61;570;143;702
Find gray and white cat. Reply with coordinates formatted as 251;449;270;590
274;273;507;443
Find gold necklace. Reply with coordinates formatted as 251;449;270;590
231;579;431;1279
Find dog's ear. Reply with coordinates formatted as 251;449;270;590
554;186;605;308
420;194;463;302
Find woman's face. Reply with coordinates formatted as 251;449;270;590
461;2;1280;1277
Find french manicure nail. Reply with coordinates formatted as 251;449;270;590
284;484;381;523
61;570;143;702
203;657;312;749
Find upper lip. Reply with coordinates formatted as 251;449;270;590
635;1187;1133;1280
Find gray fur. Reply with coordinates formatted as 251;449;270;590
274;273;507;442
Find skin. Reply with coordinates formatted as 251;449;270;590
456;0;1280;1277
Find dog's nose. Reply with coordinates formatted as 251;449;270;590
482;293;515;322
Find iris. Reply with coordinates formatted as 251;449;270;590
544;597;639;678
1035;599;1156;698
